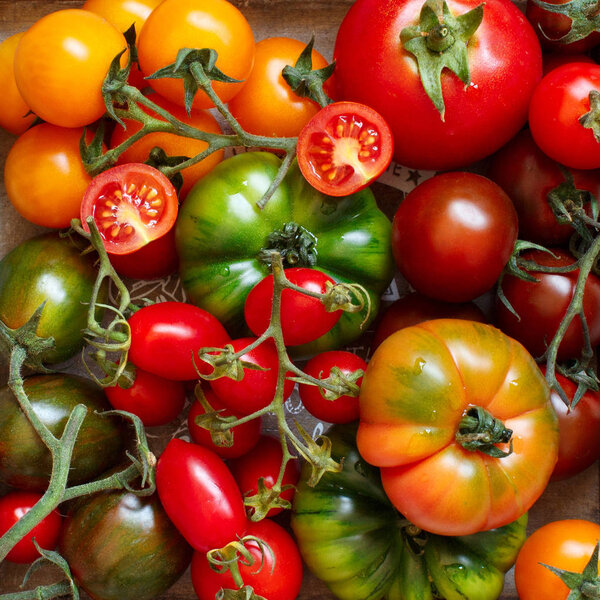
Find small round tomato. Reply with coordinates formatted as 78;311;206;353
298;350;367;424
244;268;342;347
191;518;303;600
105;365;186;427
495;249;600;361
137;0;255;110
83;0;160;39
515;519;600;600
4;124;98;228
109;93;224;198
392;172;518;302
81;163;178;255
156;438;248;551
228;435;300;518
14;9;127;128
529;63;600;170
228;36;332;138
187;387;262;459
297;101;393;196
208;338;294;415
0;33;35;135
0;492;63;564
128;301;231;381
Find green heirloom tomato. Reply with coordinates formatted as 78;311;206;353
0;233;104;364
0;374;126;491
291;424;527;600
176;152;394;354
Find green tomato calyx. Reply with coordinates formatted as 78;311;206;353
531;0;600;46
259;222;318;268
400;0;485;120
455;406;513;458
543;542;600;599
579;90;600;144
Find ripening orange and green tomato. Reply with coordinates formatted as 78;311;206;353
4;124;100;228
137;0;255;110
0;33;35;135
109;93;224;198
228;36;332;138
358;319;559;536
13;9;128;128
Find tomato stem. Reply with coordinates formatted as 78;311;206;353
1;581;73;600
455;406;513;458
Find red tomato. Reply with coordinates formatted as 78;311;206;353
296;101;393;197
333;0;542;170
0;492;63;563
515;519;600;600
228;435;300;518
81;163;179;256
137;0;255;110
529;63;600;169
105;365;186;427
298;350;366;423
208;338;294;415
156;438;247;552
128;301;231;380
187;387;262;459
487;129;600;246
244;268;342;346
392;172;518;302
191;518;303;600
495;249;600;360
108;226;179;280
14;9;127;128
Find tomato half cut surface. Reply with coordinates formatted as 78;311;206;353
297;101;393;197
81;163;178;255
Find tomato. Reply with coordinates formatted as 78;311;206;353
156;438;248;551
60;488;192;600
0;492;63;564
137;0;255;110
298;350;367;423
296;101;393;197
0;374;125;492
83;0;160;39
292;424;528;600
176;152;394;355
487;129;600;246
14;9;127;128
515;519;600;600
4;124;99;228
0;233;105;365
108;225;179;280
245;268;342;347
208;338;294;415
529;63;600;170
228;36;332;138
333;0;542;170
109;93;224;198
495;248;600;361
128;301;230;381
228;435;300;518
191;518;303;600
358;319;559;536
0;33;35;135
187;387;262;459
105;365;186;427
81;163;179;256
392;172;518;303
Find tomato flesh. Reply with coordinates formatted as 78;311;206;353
81;163;178;255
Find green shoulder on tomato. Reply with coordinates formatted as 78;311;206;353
291;424;527;600
176;151;394;354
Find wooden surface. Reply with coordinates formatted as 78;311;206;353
0;1;599;599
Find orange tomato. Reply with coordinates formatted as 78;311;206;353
228;37;331;138
82;0;160;39
14;9;127;128
4;124;98;228
109;93;224;198
137;0;255;110
0;33;35;135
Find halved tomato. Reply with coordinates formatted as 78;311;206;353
81;163;178;255
296;101;393;196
